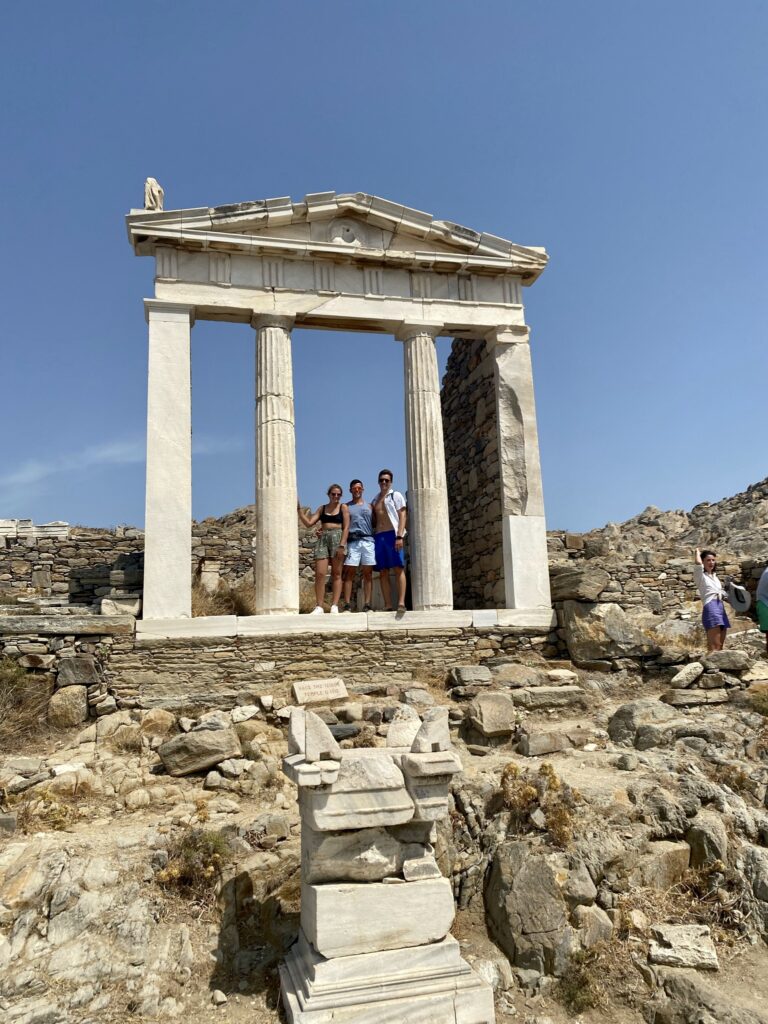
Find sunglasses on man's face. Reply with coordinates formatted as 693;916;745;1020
379;477;391;483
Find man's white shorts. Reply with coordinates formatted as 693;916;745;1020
344;537;376;567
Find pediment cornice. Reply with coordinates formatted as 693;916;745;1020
126;191;547;282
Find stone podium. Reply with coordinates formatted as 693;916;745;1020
280;707;495;1023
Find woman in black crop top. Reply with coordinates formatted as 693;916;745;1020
297;483;350;614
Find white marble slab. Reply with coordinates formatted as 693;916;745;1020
366;610;473;631
472;609;499;627
237;613;368;635
135;609;553;638
136;615;237;639
495;608;557;632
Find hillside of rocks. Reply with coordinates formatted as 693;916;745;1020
4;618;768;1024
559;477;768;564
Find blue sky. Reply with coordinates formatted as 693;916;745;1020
1;1;765;532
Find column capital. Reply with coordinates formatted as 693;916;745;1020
251;313;295;331
394;321;443;343
144;299;195;325
484;324;530;347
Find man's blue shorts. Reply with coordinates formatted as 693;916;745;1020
374;530;404;570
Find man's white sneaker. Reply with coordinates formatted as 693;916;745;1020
310;606;325;615
330;605;339;614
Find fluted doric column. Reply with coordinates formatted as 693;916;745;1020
397;322;453;610
252;315;299;614
486;325;551;609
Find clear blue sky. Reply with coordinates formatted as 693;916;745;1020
1;1;765;532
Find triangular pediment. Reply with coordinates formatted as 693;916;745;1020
127;191;547;281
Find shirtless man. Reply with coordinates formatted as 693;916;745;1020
371;469;407;611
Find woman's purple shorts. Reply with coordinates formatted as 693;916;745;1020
702;599;730;630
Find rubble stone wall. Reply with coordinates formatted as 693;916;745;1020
106;626;560;710
0;617;562;717
0;520;315;606
0;528;144;605
441;338;503;609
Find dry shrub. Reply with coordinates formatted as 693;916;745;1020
708;761;755;796
110;725;144;753
12;788;79;833
500;761;580;848
747;684;768;718
349;724;376;748
155;827;231;903
0;658;49;751
618;864;751;942
192;579;256;617
557;945;605;1013
500;763;538;825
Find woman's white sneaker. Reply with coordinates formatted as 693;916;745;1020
330;605;339;614
310;606;325;615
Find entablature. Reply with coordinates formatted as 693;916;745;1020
127;190;548;283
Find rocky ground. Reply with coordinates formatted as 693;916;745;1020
3;618;768;1024
568;477;768;563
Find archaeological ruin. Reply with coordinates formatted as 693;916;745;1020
125;191;553;629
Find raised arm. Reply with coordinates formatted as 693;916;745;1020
298;503;322;528
694;547;703;565
339;503;350;549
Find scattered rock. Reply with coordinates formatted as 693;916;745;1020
468;692;516;738
561;601;661;664
48;685;89;727
670;662;704;688
702;650;751;673
159;727;242;776
648;923;719;970
549;566;610;601
686;810;728;868
512;685;585;711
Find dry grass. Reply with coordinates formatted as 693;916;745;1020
192;579;256;617
747;684;768;718
348;724;377;748
0;657;50;752
556;865;753;1013
500;762;581;849
618;864;752;945
707;761;756;797
11;786;82;833
155;827;232;906
557;945;606;1013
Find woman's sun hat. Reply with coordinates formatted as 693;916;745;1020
727;582;751;613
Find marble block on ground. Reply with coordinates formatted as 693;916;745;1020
281;931;495;1023
298;753;414;831
301;876;455;957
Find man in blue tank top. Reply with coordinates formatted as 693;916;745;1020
341;480;376;611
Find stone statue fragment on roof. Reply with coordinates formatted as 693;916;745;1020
144;177;164;211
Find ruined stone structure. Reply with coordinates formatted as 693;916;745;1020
280;707;495;1022
126;192;553;624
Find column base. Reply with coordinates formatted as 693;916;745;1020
280;931;495;1024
